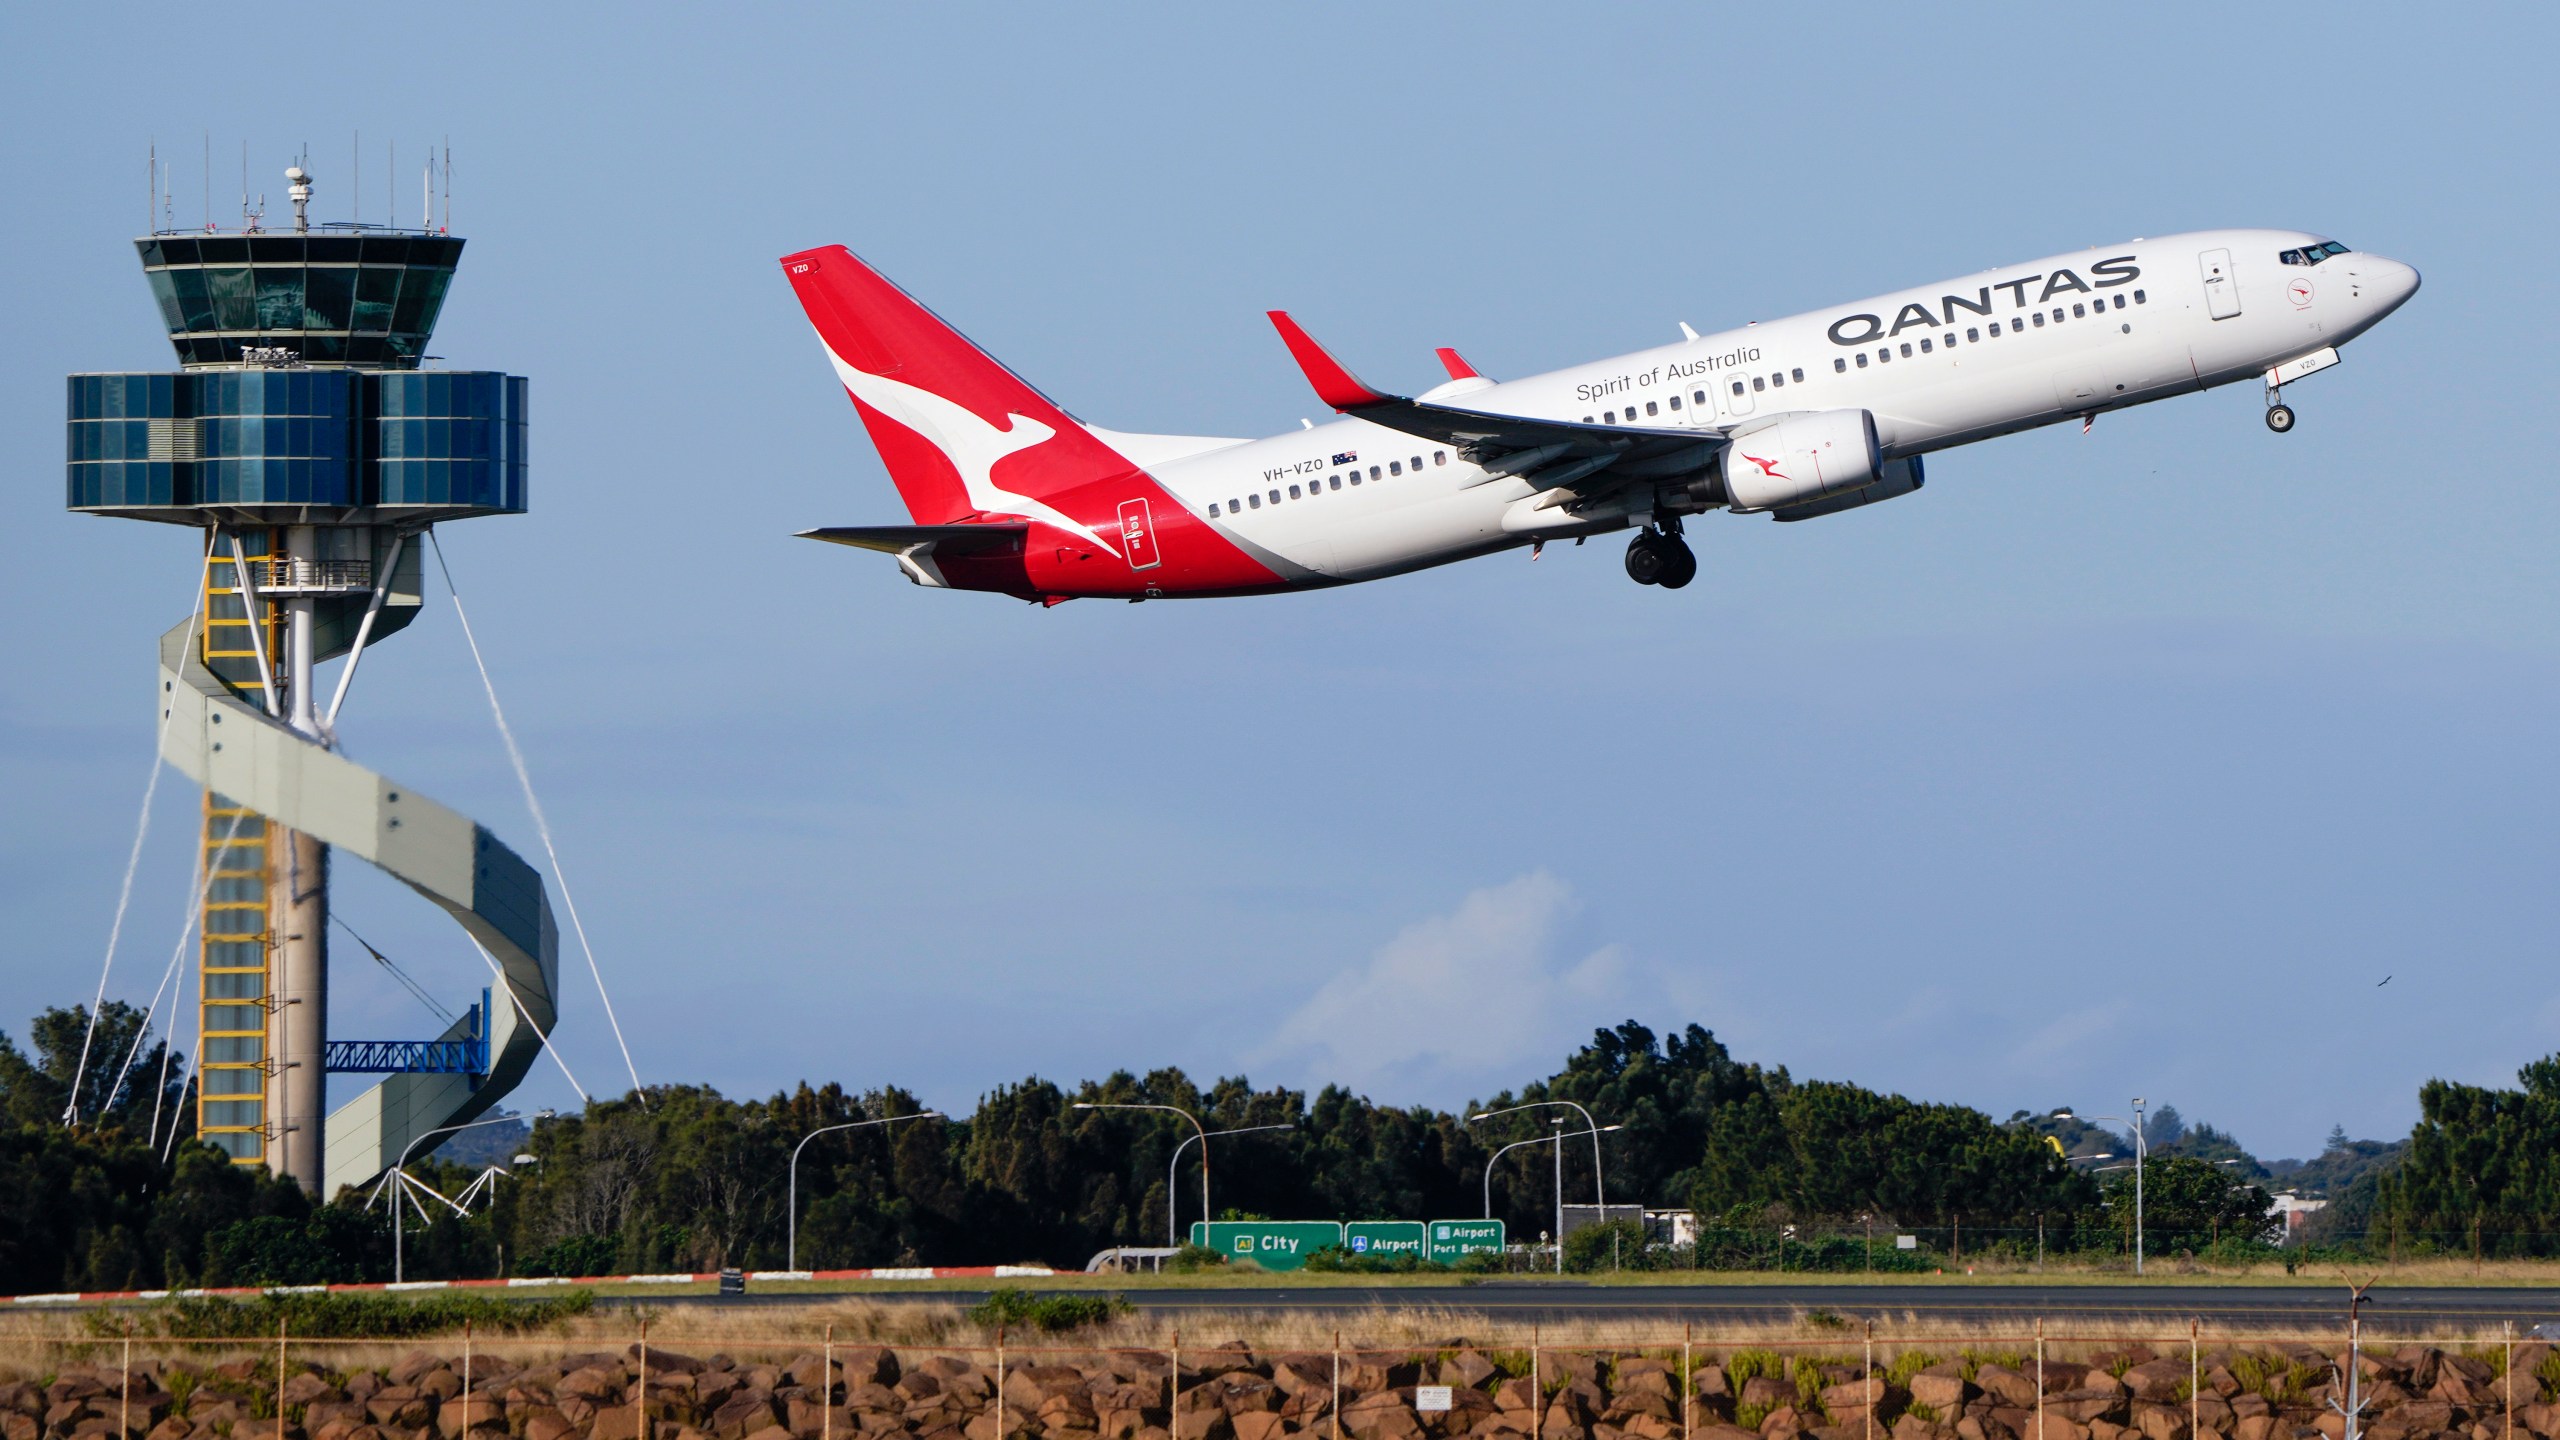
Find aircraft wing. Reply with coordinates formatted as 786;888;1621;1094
1266;312;1724;492
798;523;1028;556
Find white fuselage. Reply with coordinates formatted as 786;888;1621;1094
1148;229;2418;584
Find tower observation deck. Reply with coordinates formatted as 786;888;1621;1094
68;163;559;1197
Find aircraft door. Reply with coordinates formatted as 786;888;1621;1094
1721;370;1754;418
2200;248;2241;320
1118;498;1161;571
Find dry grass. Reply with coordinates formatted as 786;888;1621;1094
0;1292;2535;1373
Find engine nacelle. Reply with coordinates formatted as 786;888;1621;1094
1723;409;1880;511
1772;454;1924;522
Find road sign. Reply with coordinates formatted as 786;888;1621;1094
1426;1218;1505;1264
1416;1388;1453;1413
1346;1220;1426;1261
1190;1220;1345;1272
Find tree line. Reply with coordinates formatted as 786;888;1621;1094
4;1000;2549;1292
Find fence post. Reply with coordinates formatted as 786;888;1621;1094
121;1334;132;1440
1682;1323;1693;1440
1864;1321;1874;1440
2504;1321;2514;1440
824;1323;835;1440
276;1315;288;1440
1170;1329;1179;1440
1331;1331;1341;1440
2188;1320;2198;1440
1532;1323;1542;1425
464;1319;475;1439
996;1324;1008;1440
2035;1319;2045;1440
637;1316;649;1440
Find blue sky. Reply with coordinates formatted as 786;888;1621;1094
4;3;2556;1164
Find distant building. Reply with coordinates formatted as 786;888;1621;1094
2269;1190;2329;1242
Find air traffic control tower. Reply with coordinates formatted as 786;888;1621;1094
67;166;560;1197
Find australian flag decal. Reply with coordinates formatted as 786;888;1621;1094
1331;450;1358;465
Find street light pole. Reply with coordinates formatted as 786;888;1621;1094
2055;1103;2148;1276
377;1107;553;1284
1483;1125;1620;1221
788;1110;944;1272
1471;1100;1609;1221
1551;1117;1565;1273
1165;1124;1290;1249
1074;1102;1211;1247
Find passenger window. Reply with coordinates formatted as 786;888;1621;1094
1791;367;1803;382
1877;347;1890;363
1667;394;1682;410
1731;380;1745;395
1583;416;1595;423
2052;308;2064;324
1645;401;1658;416
2031;312;2045;327
2134;289;2146;304
1855;352;1869;368
1942;334;1954;349
2073;303;2086;318
1369;466;1380;480
1389;460;1401;475
2112;294;2125;310
1898;342;1913;358
1434;451;1446;465
1692;390;1707;404
1750;376;1765;392
1348;472;1360;485
1249;494;1261;509
1329;475;1341;490
1208;503;1221;517
1919;338;1933;354
1989;321;2002;335
1268;489;1280;504
1967;327;1980;342
1289;484;1301;499
1770;373;1783;388
1834;358;1847;373
1410;456;1421;470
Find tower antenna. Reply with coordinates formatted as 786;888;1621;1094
353;131;360;224
201;133;209;233
389;139;396;228
147;141;155;235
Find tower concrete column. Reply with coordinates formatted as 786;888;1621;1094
271;826;327;1194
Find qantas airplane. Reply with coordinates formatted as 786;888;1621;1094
781;229;2417;599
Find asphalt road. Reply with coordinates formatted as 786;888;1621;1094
645;1283;2560;1329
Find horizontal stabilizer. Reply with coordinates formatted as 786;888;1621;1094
798;523;1029;556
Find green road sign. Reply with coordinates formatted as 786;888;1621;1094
1346;1220;1426;1261
1426;1218;1505;1264
1190;1220;1345;1272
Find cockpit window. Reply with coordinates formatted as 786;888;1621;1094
2280;240;2352;266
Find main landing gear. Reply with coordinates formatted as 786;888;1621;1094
1624;525;1696;589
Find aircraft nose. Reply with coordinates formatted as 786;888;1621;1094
2364;255;2421;312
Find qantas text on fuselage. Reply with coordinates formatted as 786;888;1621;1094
781;229;2418;599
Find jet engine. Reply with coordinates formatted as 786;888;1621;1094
1772;455;1924;522
1722;409;1880;511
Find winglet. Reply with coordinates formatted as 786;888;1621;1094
1434;347;1481;381
1266;311;1395;410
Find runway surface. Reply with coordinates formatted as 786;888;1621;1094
648;1282;2560;1329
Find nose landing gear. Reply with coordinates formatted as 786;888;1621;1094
1624;526;1697;589
2265;401;2296;433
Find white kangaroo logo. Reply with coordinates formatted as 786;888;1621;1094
823;344;1122;558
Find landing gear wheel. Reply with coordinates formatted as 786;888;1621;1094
1657;538;1698;589
2265;402;2295;434
1624;532;1668;585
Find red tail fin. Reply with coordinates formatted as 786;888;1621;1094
781;245;1140;527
